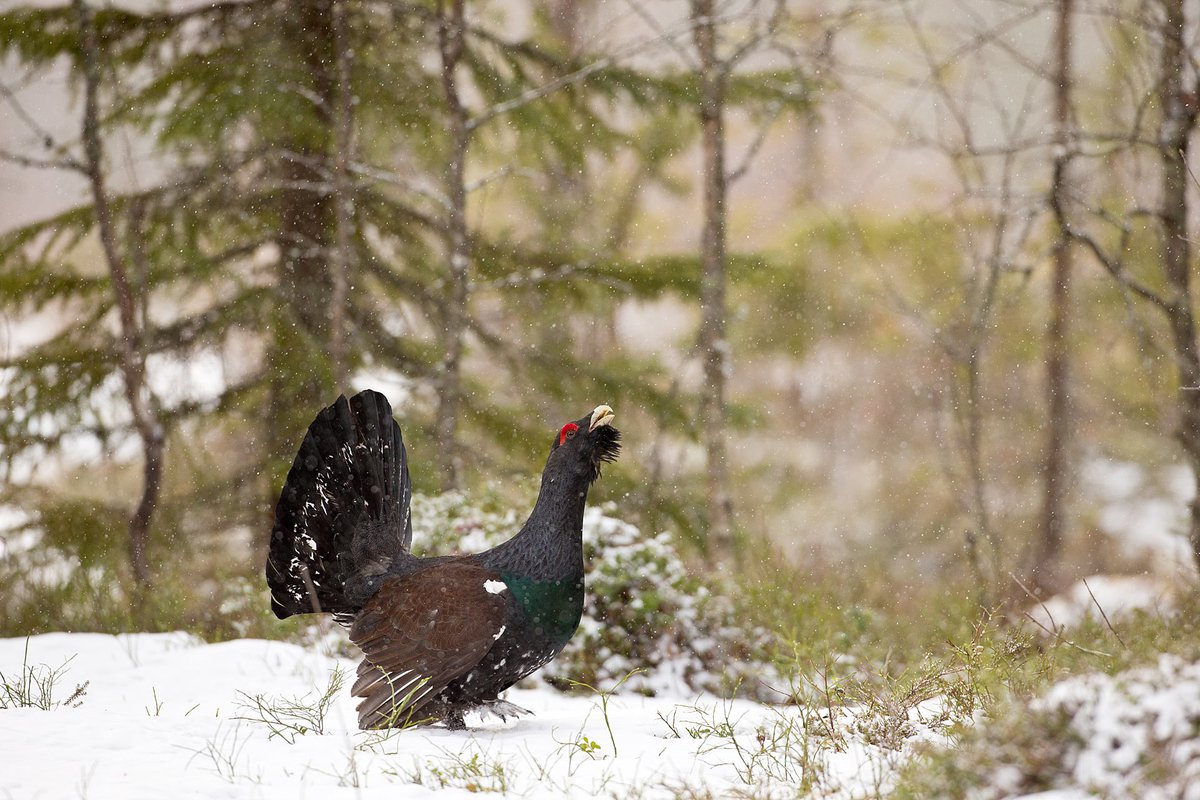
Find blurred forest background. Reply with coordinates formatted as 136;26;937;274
1;0;1198;637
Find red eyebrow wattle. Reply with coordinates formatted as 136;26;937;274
558;423;579;446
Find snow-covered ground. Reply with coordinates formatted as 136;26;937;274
1032;655;1200;799
2;583;1192;798
0;632;947;800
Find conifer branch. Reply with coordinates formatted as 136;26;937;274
466;11;740;132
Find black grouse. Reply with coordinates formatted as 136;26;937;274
265;390;620;729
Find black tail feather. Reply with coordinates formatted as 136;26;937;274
266;390;412;619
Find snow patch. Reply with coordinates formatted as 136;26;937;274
0;632;955;800
1082;457;1196;575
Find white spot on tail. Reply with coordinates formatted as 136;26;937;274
484;579;507;595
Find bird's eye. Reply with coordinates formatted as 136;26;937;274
558;423;579;446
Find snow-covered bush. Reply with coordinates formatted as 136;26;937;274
409;489;526;558
409;491;781;700
897;655;1200;799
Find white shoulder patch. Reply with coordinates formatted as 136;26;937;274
484;579;508;595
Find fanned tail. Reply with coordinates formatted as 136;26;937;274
266;390;412;619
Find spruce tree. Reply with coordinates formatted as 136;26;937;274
0;0;696;620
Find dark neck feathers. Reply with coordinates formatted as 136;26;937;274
479;467;590;580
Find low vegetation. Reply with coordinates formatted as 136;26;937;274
3;490;1199;797
234;666;348;743
0;640;88;711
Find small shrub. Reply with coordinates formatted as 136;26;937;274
234;666;347;743
410;491;780;699
188;722;260;784
0;639;88;710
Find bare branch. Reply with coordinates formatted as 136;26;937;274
726;100;784;184
0;81;71;156
723;0;788;72
619;0;699;70
0;148;84;173
484;260;633;293
349;161;451;210
464;164;541;194
1058;220;1171;313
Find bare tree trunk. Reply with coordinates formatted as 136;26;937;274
329;0;355;389
75;0;164;593
435;0;470;490
1034;0;1076;593
1055;0;1200;576
693;0;735;563
539;0;589;250
1155;0;1200;570
962;346;995;586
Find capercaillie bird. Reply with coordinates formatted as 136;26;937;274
265;390;620;729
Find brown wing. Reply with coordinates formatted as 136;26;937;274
349;561;507;728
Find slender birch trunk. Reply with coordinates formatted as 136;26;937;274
329;0;356;389
1034;0;1076;592
693;0;735;563
435;0;470;490
1154;0;1200;571
75;0;165;592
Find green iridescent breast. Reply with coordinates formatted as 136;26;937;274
500;573;584;645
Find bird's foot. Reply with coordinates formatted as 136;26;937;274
477;699;533;723
437;700;533;730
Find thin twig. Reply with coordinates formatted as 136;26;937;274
0;81;71;155
1081;577;1128;650
727;101;785;184
1010;571;1057;629
1020;611;1113;658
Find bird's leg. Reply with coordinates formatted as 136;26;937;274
443;710;467;731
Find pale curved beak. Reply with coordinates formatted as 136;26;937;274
589;405;615;431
